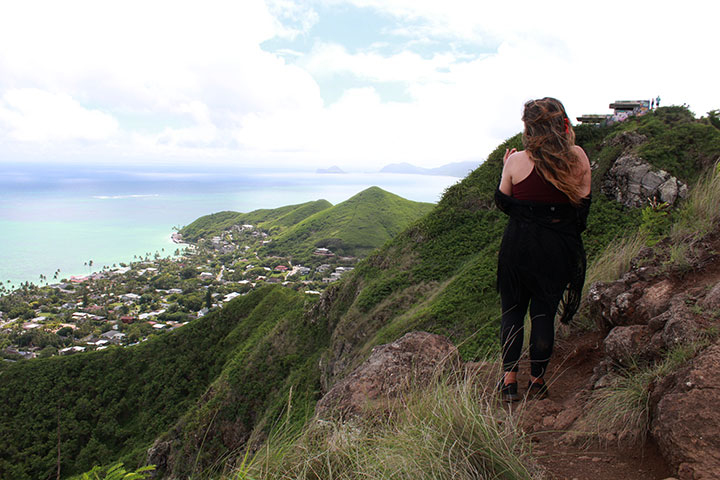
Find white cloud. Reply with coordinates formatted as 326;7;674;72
0;89;118;142
0;0;718;168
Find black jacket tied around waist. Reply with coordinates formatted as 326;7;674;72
494;188;591;324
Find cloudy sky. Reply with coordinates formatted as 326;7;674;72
0;0;717;170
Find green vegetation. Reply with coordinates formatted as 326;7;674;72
264;186;435;260
70;462;154;480
179;200;332;243
0;286;322;480
151;286;329;479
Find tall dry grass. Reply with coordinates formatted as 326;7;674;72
670;161;720;241
232;370;540;480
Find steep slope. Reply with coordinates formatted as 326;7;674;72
147;286;329;478
178;199;332;242
0;286;320;480
263;186;435;259
310;106;720;388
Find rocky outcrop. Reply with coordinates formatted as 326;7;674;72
602;154;688;208
315;331;460;420
584;229;720;479
650;341;720;480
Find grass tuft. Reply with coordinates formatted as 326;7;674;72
578;329;719;447
670;160;720;241
235;371;540;480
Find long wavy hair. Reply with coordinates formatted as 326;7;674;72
522;97;585;205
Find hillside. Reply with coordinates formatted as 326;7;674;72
2;106;719;479
0;286;327;480
178;199;332;243
263;186;435;259
309;106;720;386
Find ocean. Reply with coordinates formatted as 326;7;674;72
0;163;461;289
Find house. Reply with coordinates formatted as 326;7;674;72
101;331;126;344
199;272;214;279
274;265;288;272
577;99;651;125
120;293;141;302
224;292;241;302
59;346;86;355
121;316;135;324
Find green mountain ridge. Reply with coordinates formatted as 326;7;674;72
179;199;333;243
2;106;719;479
264;186;435;259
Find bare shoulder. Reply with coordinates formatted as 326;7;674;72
572;145;592;195
505;150;532;171
572;145;591;169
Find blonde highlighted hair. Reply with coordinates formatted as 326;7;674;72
522;97;585;205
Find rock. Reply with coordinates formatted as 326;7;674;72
593;372;616;389
651;341;720;479
604;325;652;365
700;281;720;311
146;440;171;476
602;154;688;208
639;279;674;319
608;130;648;149
587;280;639;329
662;315;699;349
648;310;671;332
314;331;460;420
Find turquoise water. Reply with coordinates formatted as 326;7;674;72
0;163;461;288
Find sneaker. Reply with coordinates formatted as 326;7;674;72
498;380;520;402
527;380;549;399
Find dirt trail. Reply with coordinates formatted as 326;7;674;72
510;331;672;480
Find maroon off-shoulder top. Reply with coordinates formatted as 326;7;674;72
511;166;570;203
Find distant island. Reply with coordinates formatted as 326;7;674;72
379;161;479;177
316;165;346;174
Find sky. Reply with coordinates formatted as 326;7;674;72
0;0;718;171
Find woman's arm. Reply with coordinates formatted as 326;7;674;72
499;148;518;195
573;145;592;197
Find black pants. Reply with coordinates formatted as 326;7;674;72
500;282;560;379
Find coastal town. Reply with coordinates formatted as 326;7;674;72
0;222;356;361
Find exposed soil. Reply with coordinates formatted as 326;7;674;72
511;331;673;480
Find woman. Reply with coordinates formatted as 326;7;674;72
495;97;592;402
